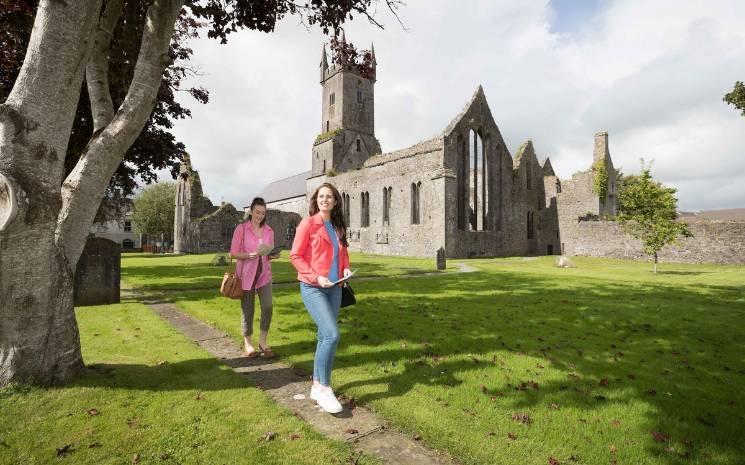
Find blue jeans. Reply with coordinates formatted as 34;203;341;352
300;283;342;386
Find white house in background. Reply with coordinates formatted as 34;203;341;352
90;201;142;250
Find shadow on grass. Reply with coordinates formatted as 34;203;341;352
256;270;745;463
74;360;249;391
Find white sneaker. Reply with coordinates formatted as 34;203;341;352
315;388;343;414
310;383;322;401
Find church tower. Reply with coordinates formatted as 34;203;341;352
312;35;381;176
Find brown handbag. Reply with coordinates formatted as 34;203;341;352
220;225;245;299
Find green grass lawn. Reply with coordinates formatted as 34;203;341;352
0;302;379;465
132;254;745;465
121;251;450;292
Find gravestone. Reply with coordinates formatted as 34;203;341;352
74;237;120;306
436;246;446;270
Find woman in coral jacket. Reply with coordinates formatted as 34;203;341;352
290;182;352;414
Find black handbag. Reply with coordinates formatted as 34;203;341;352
340;283;356;307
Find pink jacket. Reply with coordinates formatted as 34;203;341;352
230;222;274;291
290;213;350;286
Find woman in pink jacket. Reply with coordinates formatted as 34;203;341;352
230;197;278;358
290;183;351;414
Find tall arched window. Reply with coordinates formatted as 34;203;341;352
383;187;389;223
457;134;466;230
344;193;350;225
411;182;421;225
527;211;535;239
360;192;369;227
468;129;488;231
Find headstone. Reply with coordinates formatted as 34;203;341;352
74;238;120;306
436;246;446;270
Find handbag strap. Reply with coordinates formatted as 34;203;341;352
227;222;247;274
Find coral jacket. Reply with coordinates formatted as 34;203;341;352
290;212;350;286
230;222;274;291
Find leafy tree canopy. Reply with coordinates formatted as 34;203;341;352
617;161;692;272
131;182;177;237
723;80;745;117
0;0;208;212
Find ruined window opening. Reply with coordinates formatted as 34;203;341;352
357;89;363;104
329;93;335;106
124;220;132;232
468;129;487;231
527;211;535;239
342;193;350;225
457;134;466;230
360;191;370;227
383;186;392;224
326;121;329;132
411;182;421;225
323;160;326;173
481;133;490;231
356;139;361;152
556;180;561;193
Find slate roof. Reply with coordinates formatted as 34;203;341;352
252;170;311;206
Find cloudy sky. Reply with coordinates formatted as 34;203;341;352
167;0;745;211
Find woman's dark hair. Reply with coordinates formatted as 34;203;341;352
248;197;267;226
309;183;348;246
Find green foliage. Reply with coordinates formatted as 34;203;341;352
615;172;642;214
723;80;745;117
592;158;609;200
326;167;338;177
617;161;692;270
131;182;177;236
314;128;342;145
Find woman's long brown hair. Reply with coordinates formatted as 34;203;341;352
309;182;348;247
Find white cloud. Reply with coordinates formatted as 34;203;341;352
170;0;745;211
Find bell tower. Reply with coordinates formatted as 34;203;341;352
312;35;381;176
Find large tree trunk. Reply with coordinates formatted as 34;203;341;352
0;0;184;386
0;0;102;385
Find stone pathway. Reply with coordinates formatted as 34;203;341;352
144;299;457;465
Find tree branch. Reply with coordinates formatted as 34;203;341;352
86;0;125;133
56;0;185;268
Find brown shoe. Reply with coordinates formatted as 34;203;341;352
259;345;275;358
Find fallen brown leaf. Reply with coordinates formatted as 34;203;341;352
132;453;141;464
412;434;422;441
651;431;669;442
345;428;359;435
290;433;301;441
511;412;532;424
87;408;100;416
507;432;517;440
599;378;609;387
548;457;560;465
263;431;277;441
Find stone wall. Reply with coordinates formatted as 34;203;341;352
193;204;242;253
264;209;303;250
569;219;745;264
333;138;445;258
266;196;306;217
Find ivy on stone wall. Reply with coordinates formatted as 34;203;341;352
326;167;338;177
592;159;609;201
314;128;342;145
